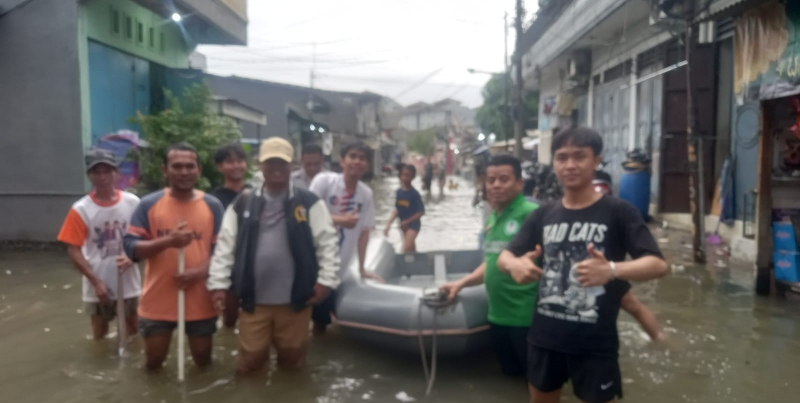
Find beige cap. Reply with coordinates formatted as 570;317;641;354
258;137;294;163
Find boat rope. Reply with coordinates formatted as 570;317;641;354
417;288;457;396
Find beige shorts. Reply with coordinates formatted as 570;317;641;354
84;298;138;321
238;305;312;354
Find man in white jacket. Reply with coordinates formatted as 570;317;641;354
208;137;340;373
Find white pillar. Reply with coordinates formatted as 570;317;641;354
587;75;594;127
628;57;638;151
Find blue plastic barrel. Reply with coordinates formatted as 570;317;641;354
619;170;651;220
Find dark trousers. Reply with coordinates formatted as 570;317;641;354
489;323;529;377
311;289;337;326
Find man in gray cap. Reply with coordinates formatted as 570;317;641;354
58;149;142;341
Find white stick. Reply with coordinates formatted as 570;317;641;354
177;248;186;382
116;270;126;357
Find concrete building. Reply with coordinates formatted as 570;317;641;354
519;0;795;271
0;0;248;240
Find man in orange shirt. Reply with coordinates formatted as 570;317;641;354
123;142;224;371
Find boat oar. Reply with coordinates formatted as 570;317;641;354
116;268;126;357
177;248;186;381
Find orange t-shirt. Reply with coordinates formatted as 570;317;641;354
124;189;224;322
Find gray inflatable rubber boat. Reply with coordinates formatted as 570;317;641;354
335;238;490;356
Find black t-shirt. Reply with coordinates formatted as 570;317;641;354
506;195;663;357
210;185;250;210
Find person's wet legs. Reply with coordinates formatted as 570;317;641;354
143;332;172;370
402;228;418;253
237;306;273;374
90;315;109;340
188;336;212;367
529;384;561;403
274;306;312;370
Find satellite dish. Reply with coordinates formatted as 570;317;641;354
322;132;333;156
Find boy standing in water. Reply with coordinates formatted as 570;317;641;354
383;164;425;253
210;143;250;328
309;141;383;334
211;143;249;210
124;142;224;370
58;149;141;340
498;127;668;403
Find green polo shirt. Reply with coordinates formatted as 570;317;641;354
483;194;539;327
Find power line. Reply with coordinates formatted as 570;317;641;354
393;66;446;98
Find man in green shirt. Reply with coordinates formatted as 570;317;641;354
440;154;538;377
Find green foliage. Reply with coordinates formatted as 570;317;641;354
407;129;437;157
475;73;539;140
129;84;242;193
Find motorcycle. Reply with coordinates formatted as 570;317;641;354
592;162;612;195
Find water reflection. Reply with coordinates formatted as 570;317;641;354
0;176;798;402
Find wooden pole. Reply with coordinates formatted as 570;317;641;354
685;21;706;263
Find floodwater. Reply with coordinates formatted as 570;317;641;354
1;176;799;403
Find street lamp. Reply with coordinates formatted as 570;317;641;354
467;68;502;75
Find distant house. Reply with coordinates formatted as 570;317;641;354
204;74;403;176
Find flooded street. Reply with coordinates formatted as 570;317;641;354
1;176;799;403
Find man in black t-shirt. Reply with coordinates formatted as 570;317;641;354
498;127;667;403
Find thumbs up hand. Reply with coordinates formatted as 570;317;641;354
508;245;543;285
576;243;613;287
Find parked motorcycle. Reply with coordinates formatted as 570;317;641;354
593;161;612;195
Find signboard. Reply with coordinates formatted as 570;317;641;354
736;1;800;101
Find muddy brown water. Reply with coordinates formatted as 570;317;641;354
1;176;798;402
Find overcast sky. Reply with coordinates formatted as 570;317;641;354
198;0;536;108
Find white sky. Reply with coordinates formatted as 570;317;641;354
198;0;536;108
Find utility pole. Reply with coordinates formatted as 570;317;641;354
685;14;706;263
309;42;316;124
504;11;512;153
512;0;525;158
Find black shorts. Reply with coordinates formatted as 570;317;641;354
528;345;623;403
489;323;528;377
138;317;218;338
311;289;337;326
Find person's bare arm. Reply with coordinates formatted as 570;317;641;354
383;210;398;235
440;263;486;301
576;244;668;287
358;229;382;281
621;291;664;341
130;222;193;261
332;212;359;229
614;255;669;282
497;248;543;284
66;245;109;303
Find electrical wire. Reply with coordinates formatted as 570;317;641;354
394;66;446;98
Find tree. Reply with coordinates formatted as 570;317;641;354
407;128;437;157
475;74;539;140
129;84;243;193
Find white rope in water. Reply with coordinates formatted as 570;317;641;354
417;288;456;396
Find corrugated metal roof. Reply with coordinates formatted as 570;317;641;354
699;0;766;21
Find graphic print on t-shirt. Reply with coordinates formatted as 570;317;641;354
330;192;362;246
538;221;608;324
94;220;127;258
